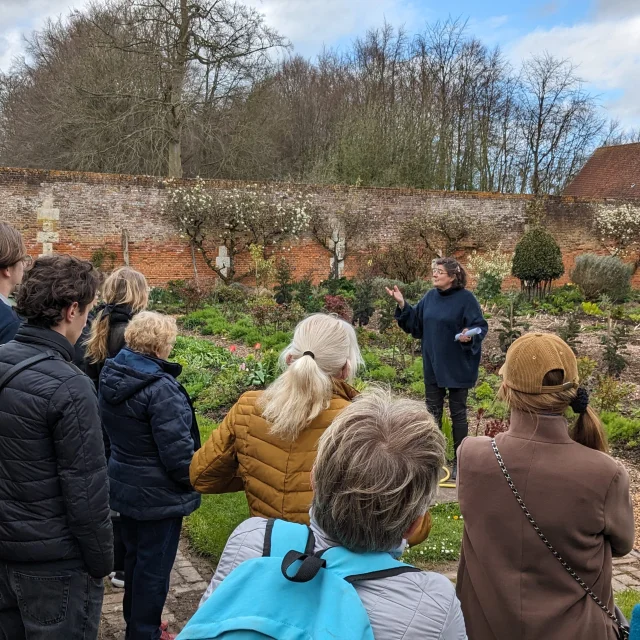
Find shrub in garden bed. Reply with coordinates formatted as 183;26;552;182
571;254;633;302
601;412;640;448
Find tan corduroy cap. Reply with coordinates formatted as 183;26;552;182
499;332;579;395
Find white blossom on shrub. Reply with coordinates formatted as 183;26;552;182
163;178;312;282
593;203;640;258
467;245;513;279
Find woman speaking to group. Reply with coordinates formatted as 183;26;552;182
387;257;487;480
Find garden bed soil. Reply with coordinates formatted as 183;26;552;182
482;314;640;403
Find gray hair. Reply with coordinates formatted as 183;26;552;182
312;389;446;552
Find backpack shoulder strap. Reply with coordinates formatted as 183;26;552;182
322;546;422;583
262;518;315;558
0;350;58;394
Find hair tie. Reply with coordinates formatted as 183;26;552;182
303;351;315;360
570;387;590;415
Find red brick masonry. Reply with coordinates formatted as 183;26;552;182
1;166;637;286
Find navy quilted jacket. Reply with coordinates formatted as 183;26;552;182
0;299;20;345
0;325;113;578
99;348;201;520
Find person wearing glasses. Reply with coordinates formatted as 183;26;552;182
386;257;487;481
0;222;31;345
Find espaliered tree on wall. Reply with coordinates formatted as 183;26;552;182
309;197;378;280
511;226;564;298
164;179;311;282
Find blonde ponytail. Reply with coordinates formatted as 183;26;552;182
260;314;363;441
84;267;149;364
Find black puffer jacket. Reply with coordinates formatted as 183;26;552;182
0;325;114;578
76;304;133;390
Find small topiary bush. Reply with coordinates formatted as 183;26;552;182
571;254;632;302
512;227;564;299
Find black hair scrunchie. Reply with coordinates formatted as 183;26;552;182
570;387;590;415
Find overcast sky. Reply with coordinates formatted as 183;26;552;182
2;0;640;126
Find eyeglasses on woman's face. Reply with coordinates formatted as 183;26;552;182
432;268;448;276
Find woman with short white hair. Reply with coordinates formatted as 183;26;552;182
190;390;467;640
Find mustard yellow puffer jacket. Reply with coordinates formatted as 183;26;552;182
189;379;432;545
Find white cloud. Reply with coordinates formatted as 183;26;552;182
593;0;640;19
0;1;88;71
508;16;640;126
245;0;422;56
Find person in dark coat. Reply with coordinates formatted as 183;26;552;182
0;222;29;345
387;257;488;480
99;311;201;640
80;266;149;389
77;266;149;589
0;255;113;640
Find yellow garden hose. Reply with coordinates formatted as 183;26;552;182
439;465;457;489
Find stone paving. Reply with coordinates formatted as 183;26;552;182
612;550;640;593
99;545;210;639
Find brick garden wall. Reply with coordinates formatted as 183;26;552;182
1;166;635;287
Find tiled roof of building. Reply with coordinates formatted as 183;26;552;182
564;142;640;199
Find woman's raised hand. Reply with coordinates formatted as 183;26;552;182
385;285;405;309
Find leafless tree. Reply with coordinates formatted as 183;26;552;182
516;53;605;195
310;197;379;279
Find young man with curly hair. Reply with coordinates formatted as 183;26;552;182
0;255;113;640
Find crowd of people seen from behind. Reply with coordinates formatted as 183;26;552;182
0;220;635;640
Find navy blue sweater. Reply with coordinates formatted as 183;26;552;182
396;287;488;389
0;299;20;346
99;348;201;520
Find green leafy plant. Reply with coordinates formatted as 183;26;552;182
90;248;117;272
512;227;564;299
576;356;597;388
367;365;397;382
601;323;630;377
352;279;376;326
498;296;530;353
294;278;322;313
475;272;503;302
557;312;582;354
593;376;633;412
571;254;633;302
601;412;640;448
273;257;294;304
581;301;604;316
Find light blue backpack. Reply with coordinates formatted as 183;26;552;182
177;518;420;640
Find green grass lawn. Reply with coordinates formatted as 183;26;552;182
403;502;464;566
186;417;251;562
615;589;640;621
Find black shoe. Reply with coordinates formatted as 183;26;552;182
451;464;457;481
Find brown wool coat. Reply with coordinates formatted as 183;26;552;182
456;410;634;640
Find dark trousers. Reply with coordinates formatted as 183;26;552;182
425;384;469;460
113;514;126;572
120;516;182;640
0;563;103;640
